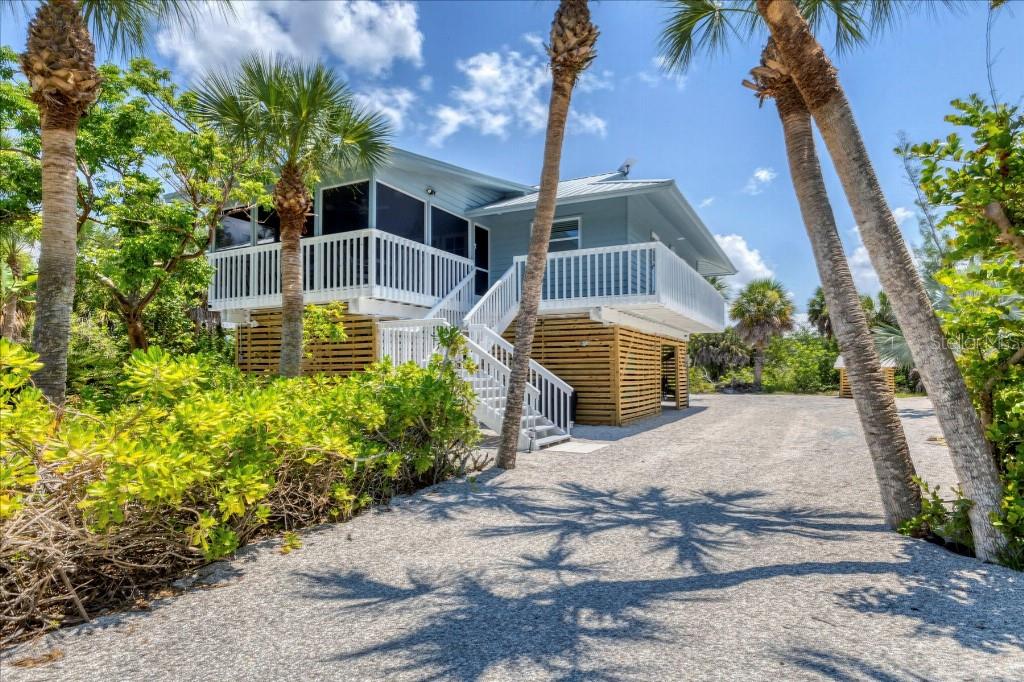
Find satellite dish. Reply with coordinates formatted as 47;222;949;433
618;157;638;176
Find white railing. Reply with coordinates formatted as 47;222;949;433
377;318;448;366
422;272;476;326
207;229;474;311
512;241;726;331
464;263;521;333
468;325;573;435
651;242;726;331
463;335;541;446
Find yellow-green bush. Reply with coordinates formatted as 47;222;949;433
0;340;480;644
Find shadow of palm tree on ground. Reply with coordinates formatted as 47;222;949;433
294;481;1011;681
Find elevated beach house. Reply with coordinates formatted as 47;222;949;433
207;149;734;450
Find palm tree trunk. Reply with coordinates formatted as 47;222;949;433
496;0;597;469
276;164;310;377
757;0;1005;560
753;348;764;389
496;76;575;468
768;60;920;527
30;121;79;403
2;252;23;341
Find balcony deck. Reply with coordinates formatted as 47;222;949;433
208;234;726;336
207;229;474;312
515;242;726;334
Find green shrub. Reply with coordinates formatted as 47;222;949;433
762;331;838;394
687;366;715;393
899;477;974;553
0;339;480;644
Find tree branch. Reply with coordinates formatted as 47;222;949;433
985;201;1024;260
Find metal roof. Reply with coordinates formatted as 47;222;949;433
467;171;671;215
834;355;898;369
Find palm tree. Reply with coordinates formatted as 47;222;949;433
662;2;922;526
746;47;919;526
807;286;831;338
6;0;209;403
755;0;1006;560
495;0;598;470
729;278;793;389
194;55;389;377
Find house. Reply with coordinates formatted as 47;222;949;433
207;148;735;450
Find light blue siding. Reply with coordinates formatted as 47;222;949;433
481;197;628;283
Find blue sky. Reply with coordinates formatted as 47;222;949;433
2;1;1022;314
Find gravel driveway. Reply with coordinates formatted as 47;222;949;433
4;394;1022;681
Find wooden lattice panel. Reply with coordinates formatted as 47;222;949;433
235;308;380;376
838;367;896;398
504;315;617;426
504;314;689;426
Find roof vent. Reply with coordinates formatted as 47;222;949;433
618;158;637;176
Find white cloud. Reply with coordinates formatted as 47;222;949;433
714;233;774;293
568;110;608;138
892;206;915;227
522;33;546;54
849;244;881;295
156;1;423;79
577;69;614;93
418;75;433;91
354;87;417;132
635;56;688;90
428;36;606;146
698;196;715;209
743;166;778;195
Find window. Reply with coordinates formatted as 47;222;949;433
321;181;369;235
548;217;580;252
216;206;252;249
431;207;469;257
376;182;424;242
256;206;279;243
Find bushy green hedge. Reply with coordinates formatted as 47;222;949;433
0;340;480;644
762;331;839;394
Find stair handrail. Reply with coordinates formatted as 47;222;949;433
377;318;448;366
463;335;541;439
463;263;520;332
468;325;573;434
468;325;573;392
422;272;476;326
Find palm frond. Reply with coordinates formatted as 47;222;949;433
659;0;759;72
872;321;915;369
80;0;232;57
192;53;391;184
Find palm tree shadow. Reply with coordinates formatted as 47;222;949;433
427;480;886;574
292;482;963;681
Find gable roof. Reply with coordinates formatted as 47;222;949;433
388;148;534;195
466;171;671;216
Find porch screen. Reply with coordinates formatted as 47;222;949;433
430;207;469;257
322;182;369;235
216;206;252;249
376;183;425;242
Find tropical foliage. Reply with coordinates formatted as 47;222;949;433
193;54;390;377
0;339;481;644
729;278;794;388
901;96;1024;567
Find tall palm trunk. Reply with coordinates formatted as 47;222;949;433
496;0;598;469
755;51;920;527
757;0;1005;559
275;162;311;377
2;253;24;341
21;0;100;403
752;348;764;389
